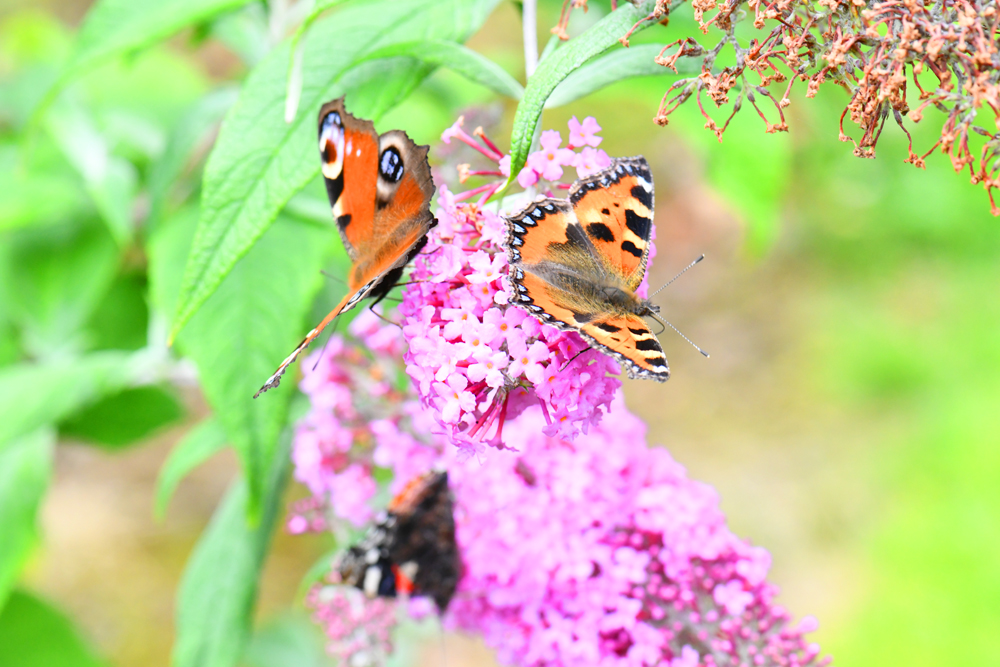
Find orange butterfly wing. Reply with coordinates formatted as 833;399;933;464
504;158;668;381
578;315;669;379
568;156;654;291
255;99;436;397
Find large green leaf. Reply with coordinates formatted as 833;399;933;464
62;0;254;83
171;436;290;667
59;385;184;449
0;430;54;611
507;0;659;181
168;213;332;516
84;271;149;352
170;0;501;341
0;590;107;667
155;418;228;519
0;352;135;450
359;40;523;100
545;43;701;108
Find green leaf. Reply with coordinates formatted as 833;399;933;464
43;103;137;246
59;385;184;449
155;418;228;519
0;352;135;450
209;3;271;68
360;40;523;100
147;206;200;321
0;590;107;667
0;220;119;357
62;0;254;82
0;145;88;232
171;435;290;667
170;215;332;516
507;0;659;180
545;43;701;108
147;88;239;227
0;430;54;611
169;0;501;341
83;271;149;352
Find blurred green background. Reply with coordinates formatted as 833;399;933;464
1;0;998;665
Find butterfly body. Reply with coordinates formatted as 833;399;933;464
504;157;670;381
255;99;436;397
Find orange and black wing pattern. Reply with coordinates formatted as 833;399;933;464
577;314;669;380
568;157;654;291
255;98;436;397
504;157;668;381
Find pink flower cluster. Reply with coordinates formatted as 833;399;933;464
398;118;629;452
306;585;397;664
448;401;827;667
289;309;438;529
291;116;827;667
517;117;612;188
291;326;827;667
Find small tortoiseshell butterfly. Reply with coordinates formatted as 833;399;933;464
335;471;460;612
256;98;436;397
504;157;671;381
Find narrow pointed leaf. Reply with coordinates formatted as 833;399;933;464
0;352;134;450
172;436;290;667
545;43;701;108
170;0;501;341
507;0;658;181
44;104;136;246
155;418;228;519
359;40;523;100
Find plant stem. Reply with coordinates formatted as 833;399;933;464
523;0;539;79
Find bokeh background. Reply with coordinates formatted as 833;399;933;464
1;0;999;665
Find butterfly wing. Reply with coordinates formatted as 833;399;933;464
337;471;459;612
579;314;669;380
569;157;655;291
505;199;612;329
255;99;435;397
387;471;459;612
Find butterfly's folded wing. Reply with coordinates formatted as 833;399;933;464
347;129;437;304
579;315;669;381
255;101;435;397
569;157;655;292
318;98;379;263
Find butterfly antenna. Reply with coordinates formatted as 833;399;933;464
310;316;343;371
558;346;591;372
648;254;705;299
319;269;346;286
368;303;402;330
651;312;709;358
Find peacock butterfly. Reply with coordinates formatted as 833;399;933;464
256;97;436;397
